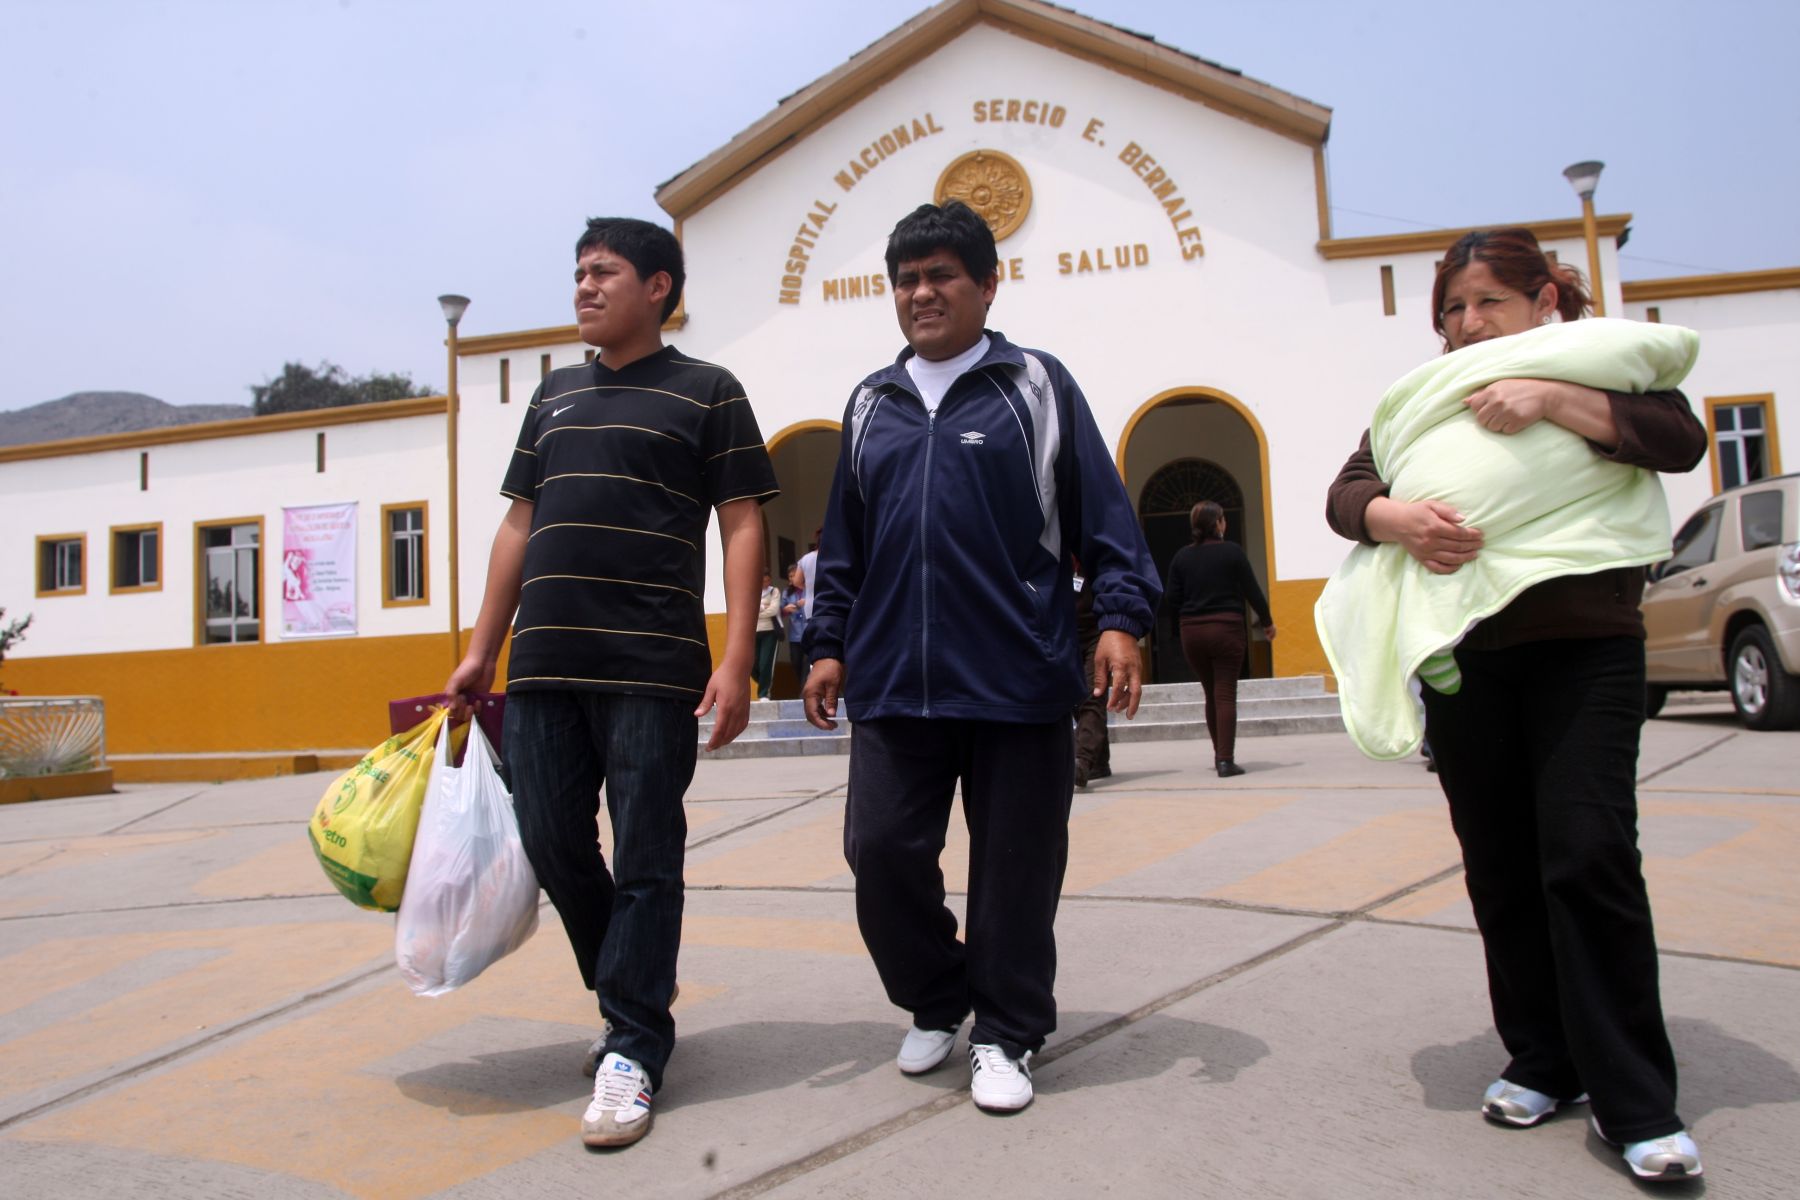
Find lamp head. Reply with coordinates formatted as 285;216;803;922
1562;161;1604;202
437;294;471;327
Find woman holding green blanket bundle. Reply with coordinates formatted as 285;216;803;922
1326;228;1707;1181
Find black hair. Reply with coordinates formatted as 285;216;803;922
884;201;998;286
575;217;685;322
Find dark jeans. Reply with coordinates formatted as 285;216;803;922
503;690;696;1091
844;717;1074;1060
787;639;811;692
753;630;780;699
1179;613;1246;762
1424;636;1681;1142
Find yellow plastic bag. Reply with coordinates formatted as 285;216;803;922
308;708;463;911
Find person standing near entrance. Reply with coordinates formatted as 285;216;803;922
1163;500;1275;777
782;562;810;693
446;217;778;1150
753;570;782;700
803;200;1160;1113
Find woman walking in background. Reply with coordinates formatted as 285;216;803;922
1164;500;1274;777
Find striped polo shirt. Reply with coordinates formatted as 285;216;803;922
499;346;779;699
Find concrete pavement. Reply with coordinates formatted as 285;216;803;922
1;704;1795;1198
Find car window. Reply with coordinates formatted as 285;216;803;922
1740;490;1784;552
1663;504;1724;574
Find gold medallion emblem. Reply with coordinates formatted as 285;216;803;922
934;150;1032;242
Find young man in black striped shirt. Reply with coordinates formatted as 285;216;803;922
448;217;778;1148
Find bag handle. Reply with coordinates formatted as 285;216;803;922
462;717;499;776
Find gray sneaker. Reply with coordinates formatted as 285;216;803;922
1591;1116;1704;1181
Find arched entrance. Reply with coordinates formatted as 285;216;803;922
1117;389;1273;684
762;420;841;696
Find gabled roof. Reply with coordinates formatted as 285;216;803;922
653;0;1332;220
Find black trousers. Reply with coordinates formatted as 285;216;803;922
503;690;695;1091
1074;630;1110;775
1423;636;1681;1142
844;717;1075;1060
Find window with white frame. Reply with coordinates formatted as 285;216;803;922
37;534;85;594
200;522;260;644
112;525;160;590
1714;400;1775;491
386;504;426;603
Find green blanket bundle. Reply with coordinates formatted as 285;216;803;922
1316;318;1701;760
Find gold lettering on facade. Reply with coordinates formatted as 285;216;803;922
971;98;1067;127
821;273;889;303
832;112;945;193
934;149;1032;242
777;199;839;305
1056;244;1151;275
1115;142;1205;260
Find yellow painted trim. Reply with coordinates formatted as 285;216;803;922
1705;394;1784;494
193;516;266;648
454;325;581;356
108;522;164;595
653;0;1328;220
0;768;114;804
765;418;844;455
1269;578;1329;682
1;630;510;759
1318;214;1631;260
0;396;447;463
1622;267;1800;302
378;501;431;609
34;531;88;597
1312;144;1332;241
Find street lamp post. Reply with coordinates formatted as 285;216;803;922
438;294;470;668
1562;160;1606;317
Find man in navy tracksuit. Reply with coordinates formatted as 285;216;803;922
803;201;1160;1113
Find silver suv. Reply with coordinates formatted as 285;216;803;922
1643;473;1800;728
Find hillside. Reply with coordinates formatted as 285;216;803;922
0;392;253;448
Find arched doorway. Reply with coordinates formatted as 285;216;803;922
762;421;841;696
1117;389;1273;684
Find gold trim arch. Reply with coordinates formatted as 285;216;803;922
1117;386;1276;577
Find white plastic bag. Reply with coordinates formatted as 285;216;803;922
396;718;540;996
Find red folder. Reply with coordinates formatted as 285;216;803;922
388;692;505;765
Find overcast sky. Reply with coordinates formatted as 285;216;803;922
4;0;1794;412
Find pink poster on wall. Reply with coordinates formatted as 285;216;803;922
282;502;358;637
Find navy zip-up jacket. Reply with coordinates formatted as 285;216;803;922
806;330;1162;723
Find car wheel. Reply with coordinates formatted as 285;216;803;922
1644;684;1668;719
1728;625;1800;731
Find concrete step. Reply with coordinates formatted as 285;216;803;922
1119;696;1342;724
696;675;1343;757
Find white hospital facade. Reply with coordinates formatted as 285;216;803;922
4;0;1793;774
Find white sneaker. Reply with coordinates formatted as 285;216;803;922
1591;1116;1703;1181
581;1053;654;1147
968;1043;1033;1112
896;1024;959;1075
1482;1078;1588;1127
